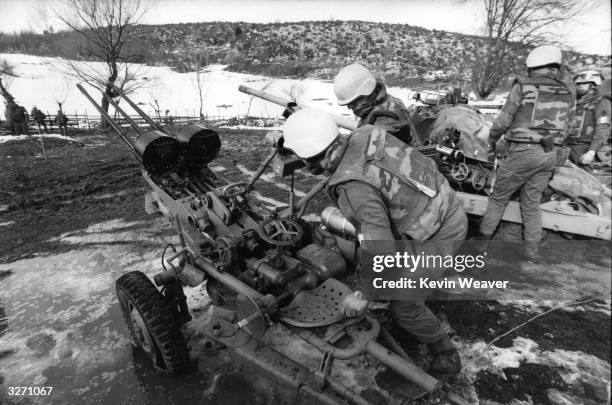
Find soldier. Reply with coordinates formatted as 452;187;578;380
31;106;48;133
282;108;468;378
477;45;575;259
4;100;17;134
55;110;68;135
12;104;28;135
566;71;611;166
333;63;422;146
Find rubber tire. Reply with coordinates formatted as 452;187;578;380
116;271;191;374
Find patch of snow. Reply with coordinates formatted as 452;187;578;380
208;164;228;172
93;190;132;200
250;191;287;208
236;164;306;197
458;336;610;403
219;125;282;130
0;133;81;144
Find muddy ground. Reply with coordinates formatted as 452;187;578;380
0;129;610;405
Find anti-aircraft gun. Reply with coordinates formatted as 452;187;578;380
77;84;470;405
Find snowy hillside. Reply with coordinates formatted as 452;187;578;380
0;53;419;123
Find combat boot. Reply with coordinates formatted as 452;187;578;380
427;334;461;380
467;232;493;256
523;240;541;263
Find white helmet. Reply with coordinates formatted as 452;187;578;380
283;108;338;159
573;70;603;86
333;63;377;106
526;45;562;68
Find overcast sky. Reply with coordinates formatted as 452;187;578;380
0;0;610;55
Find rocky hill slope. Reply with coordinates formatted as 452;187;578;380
0;21;609;86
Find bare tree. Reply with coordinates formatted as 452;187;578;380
471;0;590;98
146;78;165;122
43;0;149;127
0;60;17;115
285;80;305;103
50;77;74;112
185;51;209;120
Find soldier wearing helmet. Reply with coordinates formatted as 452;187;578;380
477;45;575;260
333;63;421;146
283;108;468;378
566;70;610;166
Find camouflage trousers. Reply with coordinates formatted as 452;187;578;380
479;142;556;241
389;194;468;343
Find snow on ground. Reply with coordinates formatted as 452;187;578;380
458;336;610;402
0;133;82;144
236;164;307;197
0;217;214;404
0;53;426;124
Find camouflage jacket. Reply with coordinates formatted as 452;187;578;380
490;72;575;145
325;125;453;240
357;84;422;147
567;82;611;151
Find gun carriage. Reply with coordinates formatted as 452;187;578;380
77;84;469;405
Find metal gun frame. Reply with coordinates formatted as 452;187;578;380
77;83;469;405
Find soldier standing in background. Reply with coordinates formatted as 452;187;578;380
476;45;575;260
282;108;468;379
55;110;68;135
566;71;611;166
333;63;422;146
12;104;28;135
31;106;48;133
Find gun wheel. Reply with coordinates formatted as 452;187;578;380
116;271;190;374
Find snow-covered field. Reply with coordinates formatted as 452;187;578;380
0;53;422;122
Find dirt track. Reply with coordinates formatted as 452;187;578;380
0;129;610;404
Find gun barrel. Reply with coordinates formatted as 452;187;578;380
238;85;357;131
77;83;182;174
76;83;140;159
111;84;164;131
100;91;146;136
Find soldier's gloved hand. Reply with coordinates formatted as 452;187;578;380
341;291;368;318
579;150;596;165
263;130;284;148
282;102;298;119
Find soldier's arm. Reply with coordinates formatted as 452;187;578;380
371;113;401;127
335;181;396;299
489;83;522;144
589;98;611;152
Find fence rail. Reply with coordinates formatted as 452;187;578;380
24;112;284;132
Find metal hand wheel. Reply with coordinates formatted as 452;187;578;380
257;218;304;246
450;163;470;181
